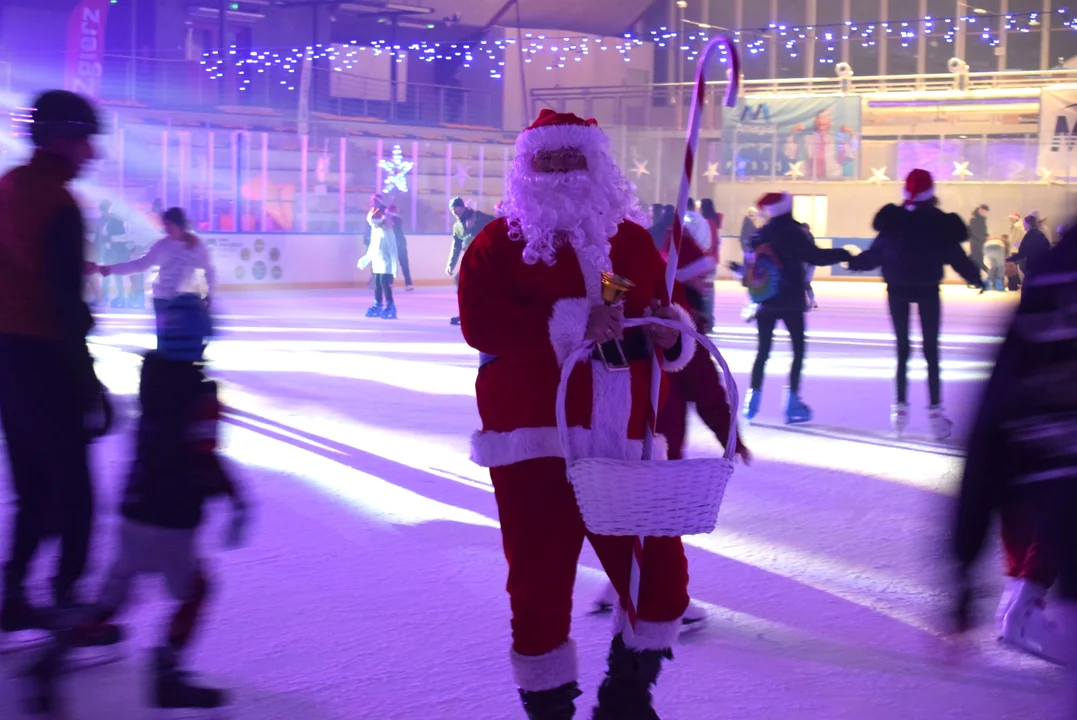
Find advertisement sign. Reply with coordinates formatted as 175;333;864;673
64;0;110;98
1038;88;1077;178
721;96;862;179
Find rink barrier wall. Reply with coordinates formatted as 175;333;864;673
204;232;971;291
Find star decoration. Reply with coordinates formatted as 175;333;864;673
952;161;973;180
869;166;889;184
630;159;650;178
454;162;471;187
704;162;720;182
784;161;805;180
1038;167;1054;183
378;144;414;193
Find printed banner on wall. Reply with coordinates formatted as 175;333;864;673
720;96;862;179
64;0;110;98
1037;88;1077;178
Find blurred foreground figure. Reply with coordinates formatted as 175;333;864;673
460;109;695;720
0;90;114;632
953;222;1077;700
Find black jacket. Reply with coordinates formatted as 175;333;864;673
122;352;236;530
1008;227;1051;279
849;203;981;289
953;237;1077;574
967;213;988;249
750;213;851;312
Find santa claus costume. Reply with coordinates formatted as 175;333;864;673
459;109;697;720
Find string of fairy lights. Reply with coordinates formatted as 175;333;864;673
200;8;1077;91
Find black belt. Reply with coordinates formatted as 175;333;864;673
591;329;651;364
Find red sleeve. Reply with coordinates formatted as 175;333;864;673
457;221;560;363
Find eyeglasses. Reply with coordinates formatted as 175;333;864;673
533;149;586;165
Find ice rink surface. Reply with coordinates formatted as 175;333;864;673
1;281;1066;719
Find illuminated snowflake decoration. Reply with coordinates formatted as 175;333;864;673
379;144;414;193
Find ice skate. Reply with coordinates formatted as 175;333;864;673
995;578;1019;631
592;634;670;720
928;405;953;441
783;388;812;425
0;594;51;654
364;303;383;318
450;316;461;326
153;647;228;711
590;582;618;615
1000;580;1066;664
681;601;707;629
890;402;909;438
520;682;582;720
742;389;762;422
380;303;397;320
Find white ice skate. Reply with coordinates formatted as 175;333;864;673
1000;579;1066;664
890;402;909;438
681;601;708;629
928;405;953;441
995;577;1020;631
590;582;618;615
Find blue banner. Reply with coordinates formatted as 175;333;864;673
721;96;862;179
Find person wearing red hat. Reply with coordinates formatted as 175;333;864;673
359;195;399;319
459;109;697;719
742;190;852;424
847;168;982;439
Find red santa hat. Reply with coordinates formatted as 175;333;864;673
904;169;934;204
516;109;605;158
371;193;385;207
756;192;792;219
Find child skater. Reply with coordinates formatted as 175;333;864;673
22;305;247;716
360;196;400;319
96;207;216;318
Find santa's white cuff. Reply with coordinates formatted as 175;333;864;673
612;604;681;651
657;303;697;374
549;297;593;366
511;640;578;692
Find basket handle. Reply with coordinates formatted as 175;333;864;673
554;317;739;463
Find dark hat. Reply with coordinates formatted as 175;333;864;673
30;90;100;143
450;196;466;209
979;203;990;211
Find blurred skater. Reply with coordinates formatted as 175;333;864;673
360;197;399;319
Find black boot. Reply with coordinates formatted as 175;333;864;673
592;634;672;720
520;681;582;719
1;590;49;634
153;646;227;710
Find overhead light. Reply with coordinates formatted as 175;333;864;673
676;0;687;7
973;7;987;14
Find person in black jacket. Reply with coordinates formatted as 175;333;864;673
967;203;989;287
848;169;982;440
951;224;1077;676
1007;214;1052;283
743;192;852;424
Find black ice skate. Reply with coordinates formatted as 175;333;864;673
153;646;228;711
0;594;52;654
380;303;397;319
365;303;383;318
520;681;582;720
591;634;672;720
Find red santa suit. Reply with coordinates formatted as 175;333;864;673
458;110;696;697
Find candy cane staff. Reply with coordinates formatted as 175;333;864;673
459;109;699;720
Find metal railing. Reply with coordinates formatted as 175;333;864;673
531;68;1077;130
94;55;499;129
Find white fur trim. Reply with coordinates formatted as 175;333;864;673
675;256;717;283
758;193;792;218
470;427;667;467
684;212;711;252
517;123;609;159
905;188;935;203
511;640;578;692
589;358;634;461
657;303;697;374
549;298;592;367
612;605;681;651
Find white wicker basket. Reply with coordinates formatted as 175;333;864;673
556;317;738;537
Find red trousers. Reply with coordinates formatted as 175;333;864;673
1001;485;1057;588
657;344;737;460
491;457;689;657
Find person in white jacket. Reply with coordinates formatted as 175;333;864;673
97;207;216;313
358;196;399;319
